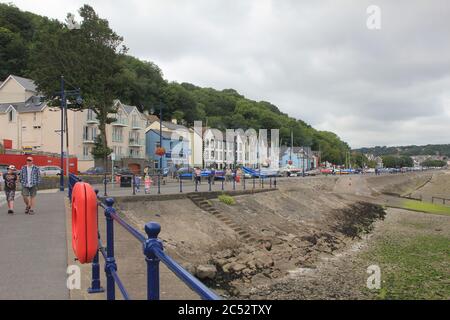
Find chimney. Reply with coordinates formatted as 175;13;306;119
171;118;178;125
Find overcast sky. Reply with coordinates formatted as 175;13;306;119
3;0;450;148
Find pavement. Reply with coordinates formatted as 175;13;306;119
0;190;69;300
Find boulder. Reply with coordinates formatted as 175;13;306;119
181;263;196;275
230;263;247;273
196;265;217;280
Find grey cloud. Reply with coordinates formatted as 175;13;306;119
4;0;450;148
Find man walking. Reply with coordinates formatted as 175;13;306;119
20;157;41;215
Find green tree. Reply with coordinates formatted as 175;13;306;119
29;5;126;159
421;159;446;167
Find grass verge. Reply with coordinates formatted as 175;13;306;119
218;194;236;205
401;199;450;216
364;234;450;300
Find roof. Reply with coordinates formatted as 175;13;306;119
280;146;312;156
122;104;136;115
162;121;187;131
0;96;46;114
149;129;186;140
8;75;37;92
145;114;160;123
0;104;11;113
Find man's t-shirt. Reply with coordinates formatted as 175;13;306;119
26;166;33;187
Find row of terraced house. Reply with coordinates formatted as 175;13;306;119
1;75;292;173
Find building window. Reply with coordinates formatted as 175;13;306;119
112;127;123;142
8;109;15;122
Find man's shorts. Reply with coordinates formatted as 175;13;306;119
22;186;37;197
5;189;15;201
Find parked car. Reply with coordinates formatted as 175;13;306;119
114;168;133;176
82;167;105;175
39;166;62;176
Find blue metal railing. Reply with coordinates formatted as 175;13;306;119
68;173;221;300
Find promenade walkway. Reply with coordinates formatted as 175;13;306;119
0;190;69;299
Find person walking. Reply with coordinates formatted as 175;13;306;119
20;157;41;215
225;167;233;183
134;175;141;193
3;165;18;215
194;167;202;185
144;174;152;194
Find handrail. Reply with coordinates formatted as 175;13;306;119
68;173;221;300
152;247;220;300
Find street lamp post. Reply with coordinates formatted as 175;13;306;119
56;75;82;192
159;102;163;174
60;76;65;191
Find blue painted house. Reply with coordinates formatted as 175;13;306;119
279;146;313;170
145;125;191;171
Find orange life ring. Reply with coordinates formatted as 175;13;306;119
72;182;98;264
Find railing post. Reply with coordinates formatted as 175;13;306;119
103;174;108;197
158;174;161;194
143;222;163;300
104;198;117;300
88;189;105;294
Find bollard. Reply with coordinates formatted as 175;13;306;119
104;198;117;300
253;176;255;190
262;177;264;189
144;222;163;300
243;176;246;190
233;176;236;191
274;177;277;188
270;177;272;188
195;178;198;192
221;179;224;191
179;177;183;193
88;190;104;294
209;178;212;192
132;174;136;196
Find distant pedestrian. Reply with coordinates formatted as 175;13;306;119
144;175;152;194
3;165;18;215
20;157;41;215
225;168;233;182
210;168;216;185
236;168;242;183
194;167;202;185
134;175;141;193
